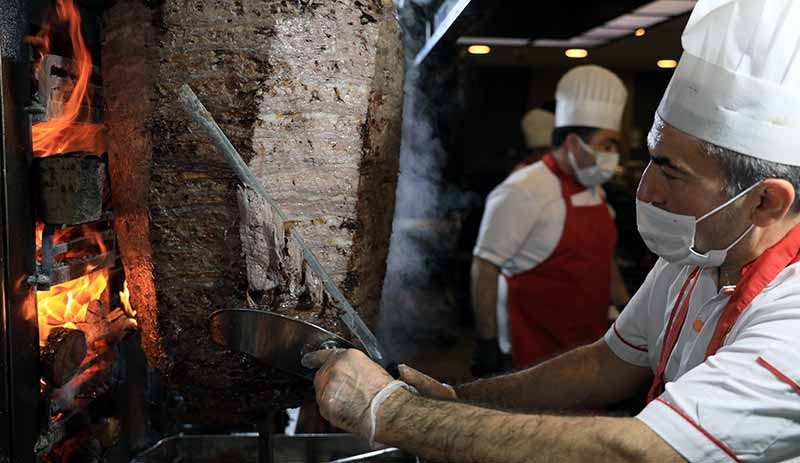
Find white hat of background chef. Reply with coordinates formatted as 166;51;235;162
658;0;800;166
521;109;555;148
555;65;628;131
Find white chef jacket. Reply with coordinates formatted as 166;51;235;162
474;160;610;354
606;258;800;462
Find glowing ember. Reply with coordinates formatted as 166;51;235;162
36;271;107;346
36;222;44;250
30;0;106;157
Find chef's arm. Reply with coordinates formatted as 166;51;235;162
610;260;631;307
376;391;683;463
455;339;652;411
470;256;500;339
308;350;670;463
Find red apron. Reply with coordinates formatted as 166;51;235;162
647;224;800;402
506;154;617;369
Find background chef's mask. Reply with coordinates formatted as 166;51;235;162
568;138;619;187
636;181;762;268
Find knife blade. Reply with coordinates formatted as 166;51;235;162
178;84;398;377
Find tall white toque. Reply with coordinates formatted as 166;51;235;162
658;0;800;165
521;108;555;148
555;65;628;132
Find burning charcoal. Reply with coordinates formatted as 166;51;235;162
106;308;134;340
36;153;106;225
46;433;102;463
85;299;108;322
76;300;111;346
41;327;87;388
50;348;118;414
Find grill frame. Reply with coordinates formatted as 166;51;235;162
0;32;41;463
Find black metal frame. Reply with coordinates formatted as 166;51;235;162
0;32;40;463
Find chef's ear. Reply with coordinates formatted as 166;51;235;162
751;179;796;226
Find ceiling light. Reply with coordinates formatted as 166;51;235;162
457;37;529;47
635;1;696;16
584;26;634;39
635;28;646;37
657;59;678;68
534;38;605;47
467;45;491;55
606;14;667;29
565;49;589;59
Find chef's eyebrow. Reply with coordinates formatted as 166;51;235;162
651;155;690;175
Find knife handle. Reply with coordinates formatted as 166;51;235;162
321;339;399;378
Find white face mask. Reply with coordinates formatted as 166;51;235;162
636;180;761;268
568;138;619;187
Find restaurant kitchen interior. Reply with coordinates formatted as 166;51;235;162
0;0;690;461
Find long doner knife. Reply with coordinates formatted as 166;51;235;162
178;84;398;377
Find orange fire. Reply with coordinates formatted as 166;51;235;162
36;223;109;262
36;222;44;250
34;224;129;345
120;281;135;318
31;0;106;157
37;270;108;345
32;0;133;347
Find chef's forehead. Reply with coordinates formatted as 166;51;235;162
646;114;709;175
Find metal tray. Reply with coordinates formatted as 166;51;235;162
131;433;416;463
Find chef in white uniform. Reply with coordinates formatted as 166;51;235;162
512;108;555;171
305;2;800;461
472;66;630;375
476;108;556;374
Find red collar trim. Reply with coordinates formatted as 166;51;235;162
705;224;800;358
648;224;800;402
542;153;586;193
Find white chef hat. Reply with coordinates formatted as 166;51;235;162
555;65;628;131
658;0;800;165
521;108;555;148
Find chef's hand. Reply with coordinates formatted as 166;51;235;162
471;337;504;377
399;364;457;400
302;348;393;436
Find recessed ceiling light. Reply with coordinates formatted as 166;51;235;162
657;59;678;68
584;26;634;39
635;28;647;37
467;45;491;55
534;38;605;47
457;37;530;47
635;1;696;16
606;14;667;29
565;49;589;59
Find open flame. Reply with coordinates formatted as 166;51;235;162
37;271;108;346
30;0;106;157
32;0;133;348
120;281;135;318
36;222;109;262
34;223;130;346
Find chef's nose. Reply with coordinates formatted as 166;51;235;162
636;162;664;204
